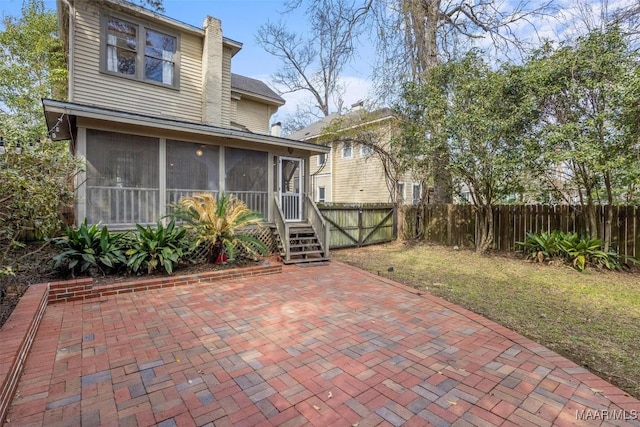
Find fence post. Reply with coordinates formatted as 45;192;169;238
392;205;398;240
357;207;363;246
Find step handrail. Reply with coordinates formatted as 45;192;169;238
272;195;290;262
305;194;330;258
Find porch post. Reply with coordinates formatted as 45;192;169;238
267;152;274;222
219;146;225;196
76;127;87;227
159;139;167;223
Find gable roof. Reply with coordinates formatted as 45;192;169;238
288;108;395;141
231;74;285;106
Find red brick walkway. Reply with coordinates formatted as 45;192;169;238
7;262;640;426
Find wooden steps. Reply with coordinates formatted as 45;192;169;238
280;223;329;264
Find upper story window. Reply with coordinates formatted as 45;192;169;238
317;153;327;166
342;142;353;159
361;145;373;157
104;15;178;87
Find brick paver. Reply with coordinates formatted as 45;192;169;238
7;261;640;426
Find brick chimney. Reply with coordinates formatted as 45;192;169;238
202;17;223;126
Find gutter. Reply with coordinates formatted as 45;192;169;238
42;99;330;154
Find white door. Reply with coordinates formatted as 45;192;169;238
279;157;303;221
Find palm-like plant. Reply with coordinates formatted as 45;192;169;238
171;193;267;262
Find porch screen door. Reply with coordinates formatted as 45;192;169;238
279;157;303;221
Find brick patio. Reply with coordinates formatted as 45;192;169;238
6;261;640;426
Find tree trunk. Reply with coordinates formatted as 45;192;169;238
603;172;614;252
475;205;494;253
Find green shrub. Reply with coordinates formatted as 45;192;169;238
519;230;627;271
557;233;622;272
125;220;190;275
517;230;564;262
51;220;127;276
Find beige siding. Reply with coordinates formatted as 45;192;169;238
220;47;232;126
310;121;418;204
312;174;332;203
235;98;271;134
71;1;203;122
331;142;393;203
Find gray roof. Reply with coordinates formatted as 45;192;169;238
288;108;395;141
42;99;329;155
231;74;284;105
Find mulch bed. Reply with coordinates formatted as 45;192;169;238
0;242;260;328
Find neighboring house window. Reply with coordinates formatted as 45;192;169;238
105;16;177;87
412;183;421;205
361;145;373;157
317;186;326;203
317;153;326;166
397;182;405;202
342;142;353;159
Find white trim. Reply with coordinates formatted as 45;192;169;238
43;99;330;155
317;186;326;203
317;152;327;166
76;127;87;226
159;138;167;222
341;141;353;159
397;181;405;202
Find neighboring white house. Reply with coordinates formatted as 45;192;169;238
288;104;423;205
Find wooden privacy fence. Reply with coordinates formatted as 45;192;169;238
403;204;640;259
319;205;397;249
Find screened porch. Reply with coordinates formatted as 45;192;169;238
84;130;269;228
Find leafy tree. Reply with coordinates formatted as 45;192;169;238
398;52;538;252
527;26;640;250
0;0;66;140
0;0;79;266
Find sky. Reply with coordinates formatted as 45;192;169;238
0;0;374;121
1;0;635;122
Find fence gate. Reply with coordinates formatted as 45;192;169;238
319;205;397;249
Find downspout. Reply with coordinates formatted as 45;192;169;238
60;0;74;101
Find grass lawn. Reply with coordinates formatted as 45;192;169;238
333;241;640;400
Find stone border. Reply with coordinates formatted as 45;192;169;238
0;259;282;424
0;283;48;425
48;260;282;304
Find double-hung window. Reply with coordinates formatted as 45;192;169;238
105;15;177;87
342;142;353;159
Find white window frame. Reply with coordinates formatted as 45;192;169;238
101;12;180;89
341;141;353;159
412;183;421;205
361;144;373;157
317;153;327;166
317;186;326;203
397;181;405;202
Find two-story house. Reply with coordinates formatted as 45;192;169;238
289;104;423;206
43;0;330;263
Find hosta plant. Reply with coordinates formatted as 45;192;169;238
125;220;189;275
171;193;267;262
51;219;127;276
